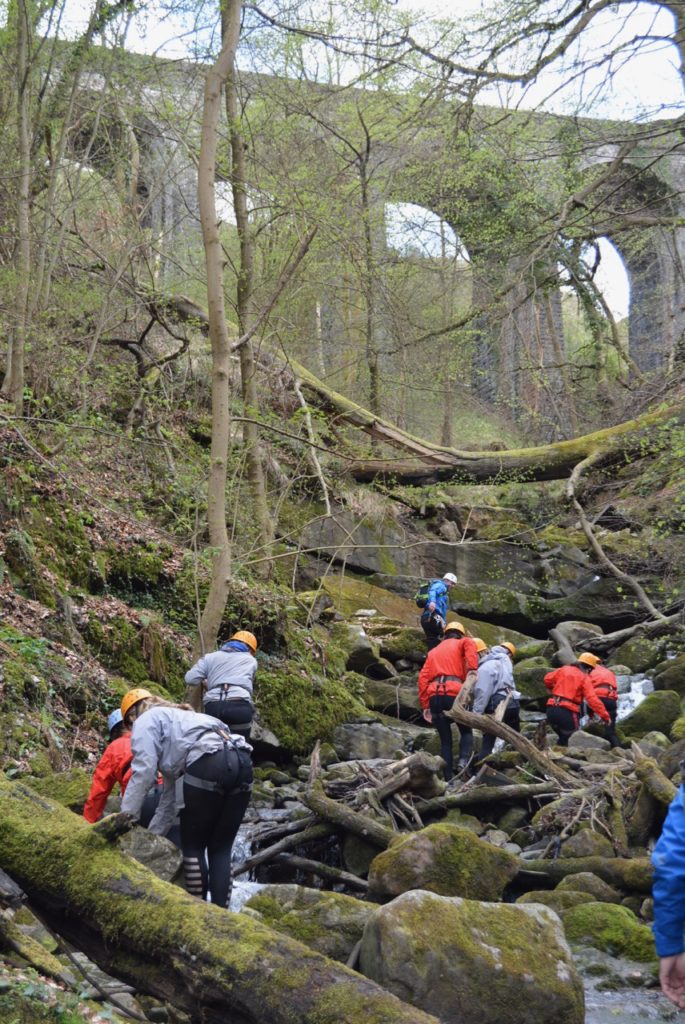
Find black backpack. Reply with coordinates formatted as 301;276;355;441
414;581;432;608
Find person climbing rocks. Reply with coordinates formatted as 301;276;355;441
652;770;685;1010
544;659;610;746
472;640;521;764
417;621;479;780
420;573;458;652
185;630;258;738
83;708;134;824
580;652;621;748
120;689;253;909
83;697;181;843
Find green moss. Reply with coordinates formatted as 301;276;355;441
671;716;685;741
562;902;656;962
517;890;595;912
24;768;91;811
81;614;185;694
24;499;98;591
619;690;681;738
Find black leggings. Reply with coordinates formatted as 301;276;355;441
429;693;473;780
203;699;254;738
601;698;620;748
180;747;252;908
546;705;578;746
421;610;444;652
478;703;521;762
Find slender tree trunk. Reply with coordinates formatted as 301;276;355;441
3;0;32;414
195;9;237;653
223;0;274;575
359;163;381;420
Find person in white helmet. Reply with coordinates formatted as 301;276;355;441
420;572;458;652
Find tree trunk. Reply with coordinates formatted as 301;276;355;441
223;0;274;576
195;15;236;654
0;778;438;1024
519;855;653;892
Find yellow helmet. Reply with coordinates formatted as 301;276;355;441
121;688;153;720
473;638;488;653
501;642;516;657
577;652;600;668
230;630;258;653
444;621;466;636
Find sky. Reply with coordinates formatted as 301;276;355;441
60;0;684;318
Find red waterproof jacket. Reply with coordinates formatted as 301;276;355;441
418;637;479;709
589;665;618;701
544;665;610;721
83;735;134;823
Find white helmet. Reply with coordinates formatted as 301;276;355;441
443;572;458;585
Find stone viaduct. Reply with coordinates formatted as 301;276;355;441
71;51;685;436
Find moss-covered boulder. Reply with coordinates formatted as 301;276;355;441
619;690;682;739
653;654;685;696
242;884;374;963
671;716;685;742
559;831;615;859
376;627;426;665
328;621;380;674
359;890;584;1024
561;902;656;962
332;719;421;761
516;890;595;913
556;872;623;903
367;823;519;902
513;657;551;699
23;769;91;813
610;636;664;674
363;675;421;720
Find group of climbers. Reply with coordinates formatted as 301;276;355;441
543;655;617;747
83;630;258;909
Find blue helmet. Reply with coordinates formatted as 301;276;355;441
107;708;123;734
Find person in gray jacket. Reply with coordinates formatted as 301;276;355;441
185;629;257;738
472;641;521;764
120;690;253;908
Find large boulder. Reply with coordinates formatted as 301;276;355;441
610;636;664;674
363;675;422;721
513;657;551;699
559;831;615;859
242;884;373;963
551;621;604;650
653;654;685;696
556;872;623;904
619;690;682;739
359;890;584;1024
367;823;519;901
561;902;656;962
332;718;421;760
516;890;595;913
329;622;380;674
118;828;182;883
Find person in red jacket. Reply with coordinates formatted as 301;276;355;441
417;621;479;779
544;660;610;746
579;652;621;748
83;706;138;823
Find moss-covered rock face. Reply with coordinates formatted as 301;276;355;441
367;823;519;902
253;662;368;755
619;690;682;739
653;654;685;696
609;636;663;674
560;830;615;859
561;902;657;962
513;657;551;699
556;872;623;904
517;890;595;913
243;884;374;963
81;611;186;696
24;769;91;812
359;890;584;1024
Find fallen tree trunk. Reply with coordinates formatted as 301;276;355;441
147;291;685;486
416;781;561;816
519;855;653;893
0;778;439;1024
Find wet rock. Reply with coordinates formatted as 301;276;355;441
619;691;681;739
556;873;623;903
610;637;664;674
332;719;419;760
568;732;611;750
513;657;551;699
359;889;584;1024
562;903;657;962
119;827;182;883
517;890;595;913
242;883;373;962
367;823;519;901
652;654;685;696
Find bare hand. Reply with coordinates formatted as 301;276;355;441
422;708;432;724
659;953;685;1009
427;602;436;612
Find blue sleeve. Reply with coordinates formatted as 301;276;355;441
427;580;443;605
652;788;685;956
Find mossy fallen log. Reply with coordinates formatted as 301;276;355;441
520;855;653;893
0;778;439;1024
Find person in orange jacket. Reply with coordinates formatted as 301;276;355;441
83;707;136;823
579;652;621;748
544;659;610;746
417;621;479;779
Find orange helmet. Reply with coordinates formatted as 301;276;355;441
444;621;466;636
501;642;516;657
473;638;488;654
230;630;258;653
577;652;600;668
121;688;152;720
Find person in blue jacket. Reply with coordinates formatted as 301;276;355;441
421;572;458;651
652;775;685;1009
